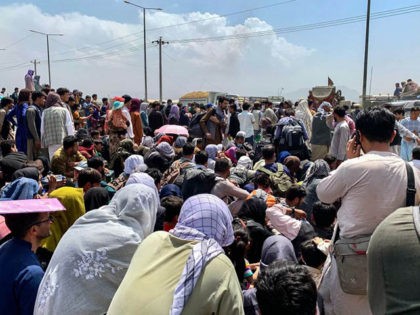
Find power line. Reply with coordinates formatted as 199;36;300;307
2;34;33;49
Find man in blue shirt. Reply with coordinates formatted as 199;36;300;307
0;210;53;315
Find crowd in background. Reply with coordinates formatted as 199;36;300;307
1;82;420;315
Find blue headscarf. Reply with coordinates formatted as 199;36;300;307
0;177;39;200
160;184;182;199
277;150;291;164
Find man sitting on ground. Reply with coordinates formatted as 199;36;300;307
51;135;86;178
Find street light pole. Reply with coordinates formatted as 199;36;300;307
29;30;63;87
124;1;162;102
362;0;371;106
152;37;169;103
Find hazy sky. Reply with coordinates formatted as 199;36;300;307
0;0;419;101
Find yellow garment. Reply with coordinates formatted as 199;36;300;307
108;231;244;315
42;187;85;251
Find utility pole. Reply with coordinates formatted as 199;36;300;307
362;0;371;106
152;37;169;103
30;59;40;76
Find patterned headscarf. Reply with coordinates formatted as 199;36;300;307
302;159;330;187
123;155;148;175
169;194;234;315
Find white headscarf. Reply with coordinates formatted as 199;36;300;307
295;99;313;140
126;172;160;204
34;184;158;315
124;155;148;175
237;156;253;170
169;194;234;315
317;101;332;118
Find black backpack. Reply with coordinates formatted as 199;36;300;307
278;119;305;148
181;168;217;200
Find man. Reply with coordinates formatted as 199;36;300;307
316;107;420;315
394;82;402;98
0;201;63;315
252;102;262;140
51;135;86;178
0;97;14;140
310;101;332;161
121;94;134;139
0;139;28;183
101;97;109;115
227;102;240;139
262;101;278;135
327;106;350;164
41;92;74;160
82;95;93;116
1;87;6;95
200;96;228;145
148;101;164;133
274;108;309;159
56;87;72;120
26;91;46;160
400;107;420;161
194;150;210;171
255;262;317;315
238;102;256;146
211;157;249;215
391;108;419;155
11;87;19;104
77;167;102;192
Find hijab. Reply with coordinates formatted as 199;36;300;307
168;105;180;121
237;156;253;170
34;184;158;315
160;184;182;199
169;194;234;315
205;144;218;160
157;135;174;146
317;101;332;118
142;136;154;148
126;172;159;204
140;102;149;113
260;235;298;272
174;136;187;148
237;197;267;226
42;187;85;252
123;155;148;175
156;142;175;159
45;92;62;108
277;150;291;164
84;187;110;212
302;159;330;187
130;98;141;113
295;99;313;140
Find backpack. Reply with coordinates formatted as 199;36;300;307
162;159;195;187
278;119;305;148
257;163;292;197
181;168;218;200
188;112;205;138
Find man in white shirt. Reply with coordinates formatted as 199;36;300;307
121;94;134;139
238;102;255;146
316;107;420;315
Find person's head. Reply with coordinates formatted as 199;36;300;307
87;156;105;175
284;108;295;117
218;96;228;110
311;201;336;228
195;138;204;150
393;108;405;120
102;97;108;105
410;107;420;120
56;87;70;103
0;139;17;155
235;131;246;145
5;212;53;244
256;261;317;315
0;96;14;110
176;194;234;246
182;142;195;158
254;172;272;190
31;91;47;107
226;222;250;283
242;102;251;111
1;87;5;93
63;135;79;156
85;95;91;102
285;185;307;207
93;138;103;152
17;88;31;105
253;102;261;110
214;157;232;178
162;195;183;225
122;94;132;106
262;145;276;163
301;240;327;269
323;154;338;171
90;130;100;140
412;147;420;161
145;168;163;190
152;101;160;110
228;103;237;113
355;107;396;149
92;94;97;100
195;150;208;166
77;168;102;192
333;106;346;121
238;197;267;226
395;82;400;87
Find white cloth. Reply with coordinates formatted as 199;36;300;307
169;194;234;315
295;99;313;140
48;144;61;161
64;108;75;136
123;155;147;175
266;204;301;240
238;110;255;138
34;184;158;315
122;106;134;138
126;172;159;204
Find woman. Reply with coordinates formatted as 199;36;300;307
295;99;313;142
107;101;129;156
34;184;158;315
168;104;180;125
42;186;85;252
6;89;31;153
140;102;149;128
108;194;244;315
237;198;273;263
84;187;110;212
130;98;144;145
205;144;218;170
300;159;330;218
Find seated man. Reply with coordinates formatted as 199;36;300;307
77;168;102;193
0;139;28;184
51;135;86;178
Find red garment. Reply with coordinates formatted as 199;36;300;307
157;135;174;146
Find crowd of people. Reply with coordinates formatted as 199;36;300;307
1;83;420;315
